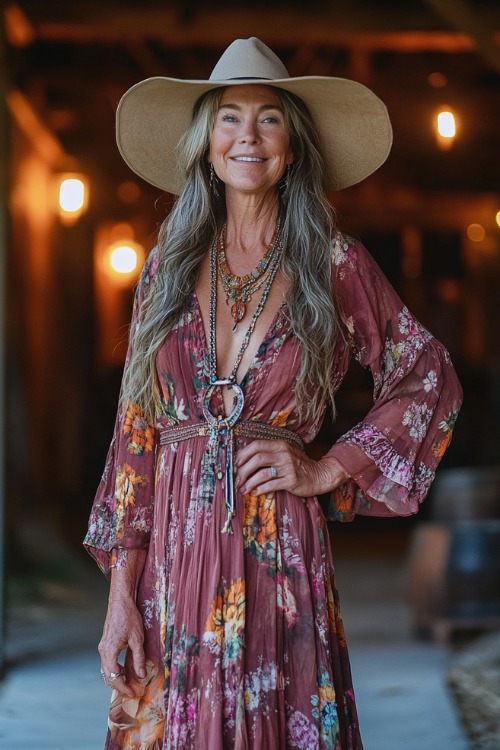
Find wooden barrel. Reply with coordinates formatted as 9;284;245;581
443;519;500;620
428;467;500;521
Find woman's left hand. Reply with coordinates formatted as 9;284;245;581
235;440;349;498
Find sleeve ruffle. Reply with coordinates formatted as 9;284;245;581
325;234;463;521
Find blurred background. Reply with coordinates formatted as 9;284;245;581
0;1;500;748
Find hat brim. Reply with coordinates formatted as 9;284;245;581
116;75;392;194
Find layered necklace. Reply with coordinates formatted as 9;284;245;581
201;219;284;533
218;219;283;331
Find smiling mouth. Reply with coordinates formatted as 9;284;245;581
232;156;266;163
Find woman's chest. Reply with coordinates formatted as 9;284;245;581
194;252;290;413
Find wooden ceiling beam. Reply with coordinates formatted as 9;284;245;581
16;7;500;54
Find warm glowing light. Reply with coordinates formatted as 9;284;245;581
110;245;138;274
56;174;89;224
5;4;36;47
59;178;85;212
428;72;447;89
467;223;486;242
103;237;143;283
96;231;145;294
437;111;456;138
434;107;457;151
496;211;500;228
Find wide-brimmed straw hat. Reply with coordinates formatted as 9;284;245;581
116;37;392;194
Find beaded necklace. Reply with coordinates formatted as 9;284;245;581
218;219;282;330
201;222;284;533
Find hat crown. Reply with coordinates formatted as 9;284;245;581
209;37;290;82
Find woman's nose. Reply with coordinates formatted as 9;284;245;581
238;122;259;143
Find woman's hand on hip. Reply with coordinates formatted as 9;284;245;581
235;440;349;498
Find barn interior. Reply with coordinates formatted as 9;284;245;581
1;1;500;745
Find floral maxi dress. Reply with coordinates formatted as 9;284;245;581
85;232;463;750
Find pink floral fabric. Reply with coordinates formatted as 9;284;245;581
325;234;461;521
84;232;462;749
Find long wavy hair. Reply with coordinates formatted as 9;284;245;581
120;86;340;423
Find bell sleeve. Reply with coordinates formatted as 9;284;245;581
83;249;159;577
325;233;463;521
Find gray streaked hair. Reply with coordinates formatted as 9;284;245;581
120;85;340;423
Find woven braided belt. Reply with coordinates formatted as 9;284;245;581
158;420;303;450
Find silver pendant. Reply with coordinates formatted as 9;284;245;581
202;378;244;428
202;378;244;533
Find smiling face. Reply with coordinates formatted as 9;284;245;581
208;84;294;201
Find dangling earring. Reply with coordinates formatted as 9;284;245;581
209;163;219;199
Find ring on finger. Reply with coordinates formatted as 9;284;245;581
100;669;112;688
100;667;125;687
109;670;125;682
270;466;278;479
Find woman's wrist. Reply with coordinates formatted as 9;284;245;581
317;456;350;494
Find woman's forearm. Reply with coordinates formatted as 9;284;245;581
109;548;147;601
100;548;148;697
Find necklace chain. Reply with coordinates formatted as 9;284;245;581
217;219;282;328
209;222;284;384
203;222;284;534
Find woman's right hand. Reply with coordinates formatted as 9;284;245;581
99;551;147;698
98;593;146;698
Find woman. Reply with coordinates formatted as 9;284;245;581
85;38;462;749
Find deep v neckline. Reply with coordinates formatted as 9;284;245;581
192;291;286;389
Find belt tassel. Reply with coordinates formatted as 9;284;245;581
221;430;236;534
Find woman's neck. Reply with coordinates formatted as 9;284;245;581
224;190;280;257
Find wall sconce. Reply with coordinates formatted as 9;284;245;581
56;173;89;224
434;107;457;151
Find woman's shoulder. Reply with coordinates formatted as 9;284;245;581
330;230;394;299
331;230;368;272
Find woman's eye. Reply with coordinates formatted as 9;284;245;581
221;114;238;122
262;116;279;124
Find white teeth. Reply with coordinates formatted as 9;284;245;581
233;157;264;162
